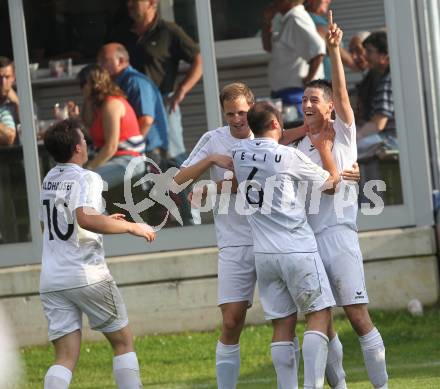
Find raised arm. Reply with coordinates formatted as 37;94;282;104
314;21;358;71
327;10;353;125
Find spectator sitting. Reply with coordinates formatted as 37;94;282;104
348;31;382;126
349;31;371;72
262;0;325;118
98;43;168;165
75;64;145;190
0;56;19;145
305;0;357;79
357;31;395;140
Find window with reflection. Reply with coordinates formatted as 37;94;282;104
173;0;403;208
11;0;403;243
336;0;403;206
0;8;31;244
174;0;272;42
13;0;207;230
21;0;125;65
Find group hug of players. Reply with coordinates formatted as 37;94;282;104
39;13;387;389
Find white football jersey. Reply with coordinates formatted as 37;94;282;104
232;138;329;254
182;126;253;249
296;114;358;234
39;163;110;293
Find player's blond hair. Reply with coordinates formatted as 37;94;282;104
219;82;255;109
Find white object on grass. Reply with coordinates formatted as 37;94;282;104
407;298;423;316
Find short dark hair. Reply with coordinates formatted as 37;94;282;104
247;101;283;136
44;119;84;163
305;79;333;101
0;56;14;69
363;31;388;55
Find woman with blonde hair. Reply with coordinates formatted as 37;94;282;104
76;64;145;189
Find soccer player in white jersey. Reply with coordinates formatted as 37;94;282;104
40;119;156;389
285;12;389;389
233;100;340;389
173;83;257;389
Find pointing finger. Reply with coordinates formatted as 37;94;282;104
328;10;333;27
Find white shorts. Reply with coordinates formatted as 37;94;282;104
255;252;335;320
40;277;129;341
316;226;369;306
218;245;256;306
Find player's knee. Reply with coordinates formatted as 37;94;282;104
222;314;244;333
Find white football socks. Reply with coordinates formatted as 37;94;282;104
325;334;347;388
113;352;142;389
271;341;298;389
216;341;240;389
44;365;72;389
359;328;388;388
303;331;329;389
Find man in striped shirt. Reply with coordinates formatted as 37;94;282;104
356;31;394;140
0;56;18;146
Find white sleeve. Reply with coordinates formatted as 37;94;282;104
288;149;330;190
70;172;104;212
334;114;356;147
181;131;213;168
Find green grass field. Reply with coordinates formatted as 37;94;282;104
22;309;440;388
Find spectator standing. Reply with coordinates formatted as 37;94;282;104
0;56;19;145
110;0;203;161
262;0;325;117
98;43;168;163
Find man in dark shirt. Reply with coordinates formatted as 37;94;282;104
109;0;203;160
